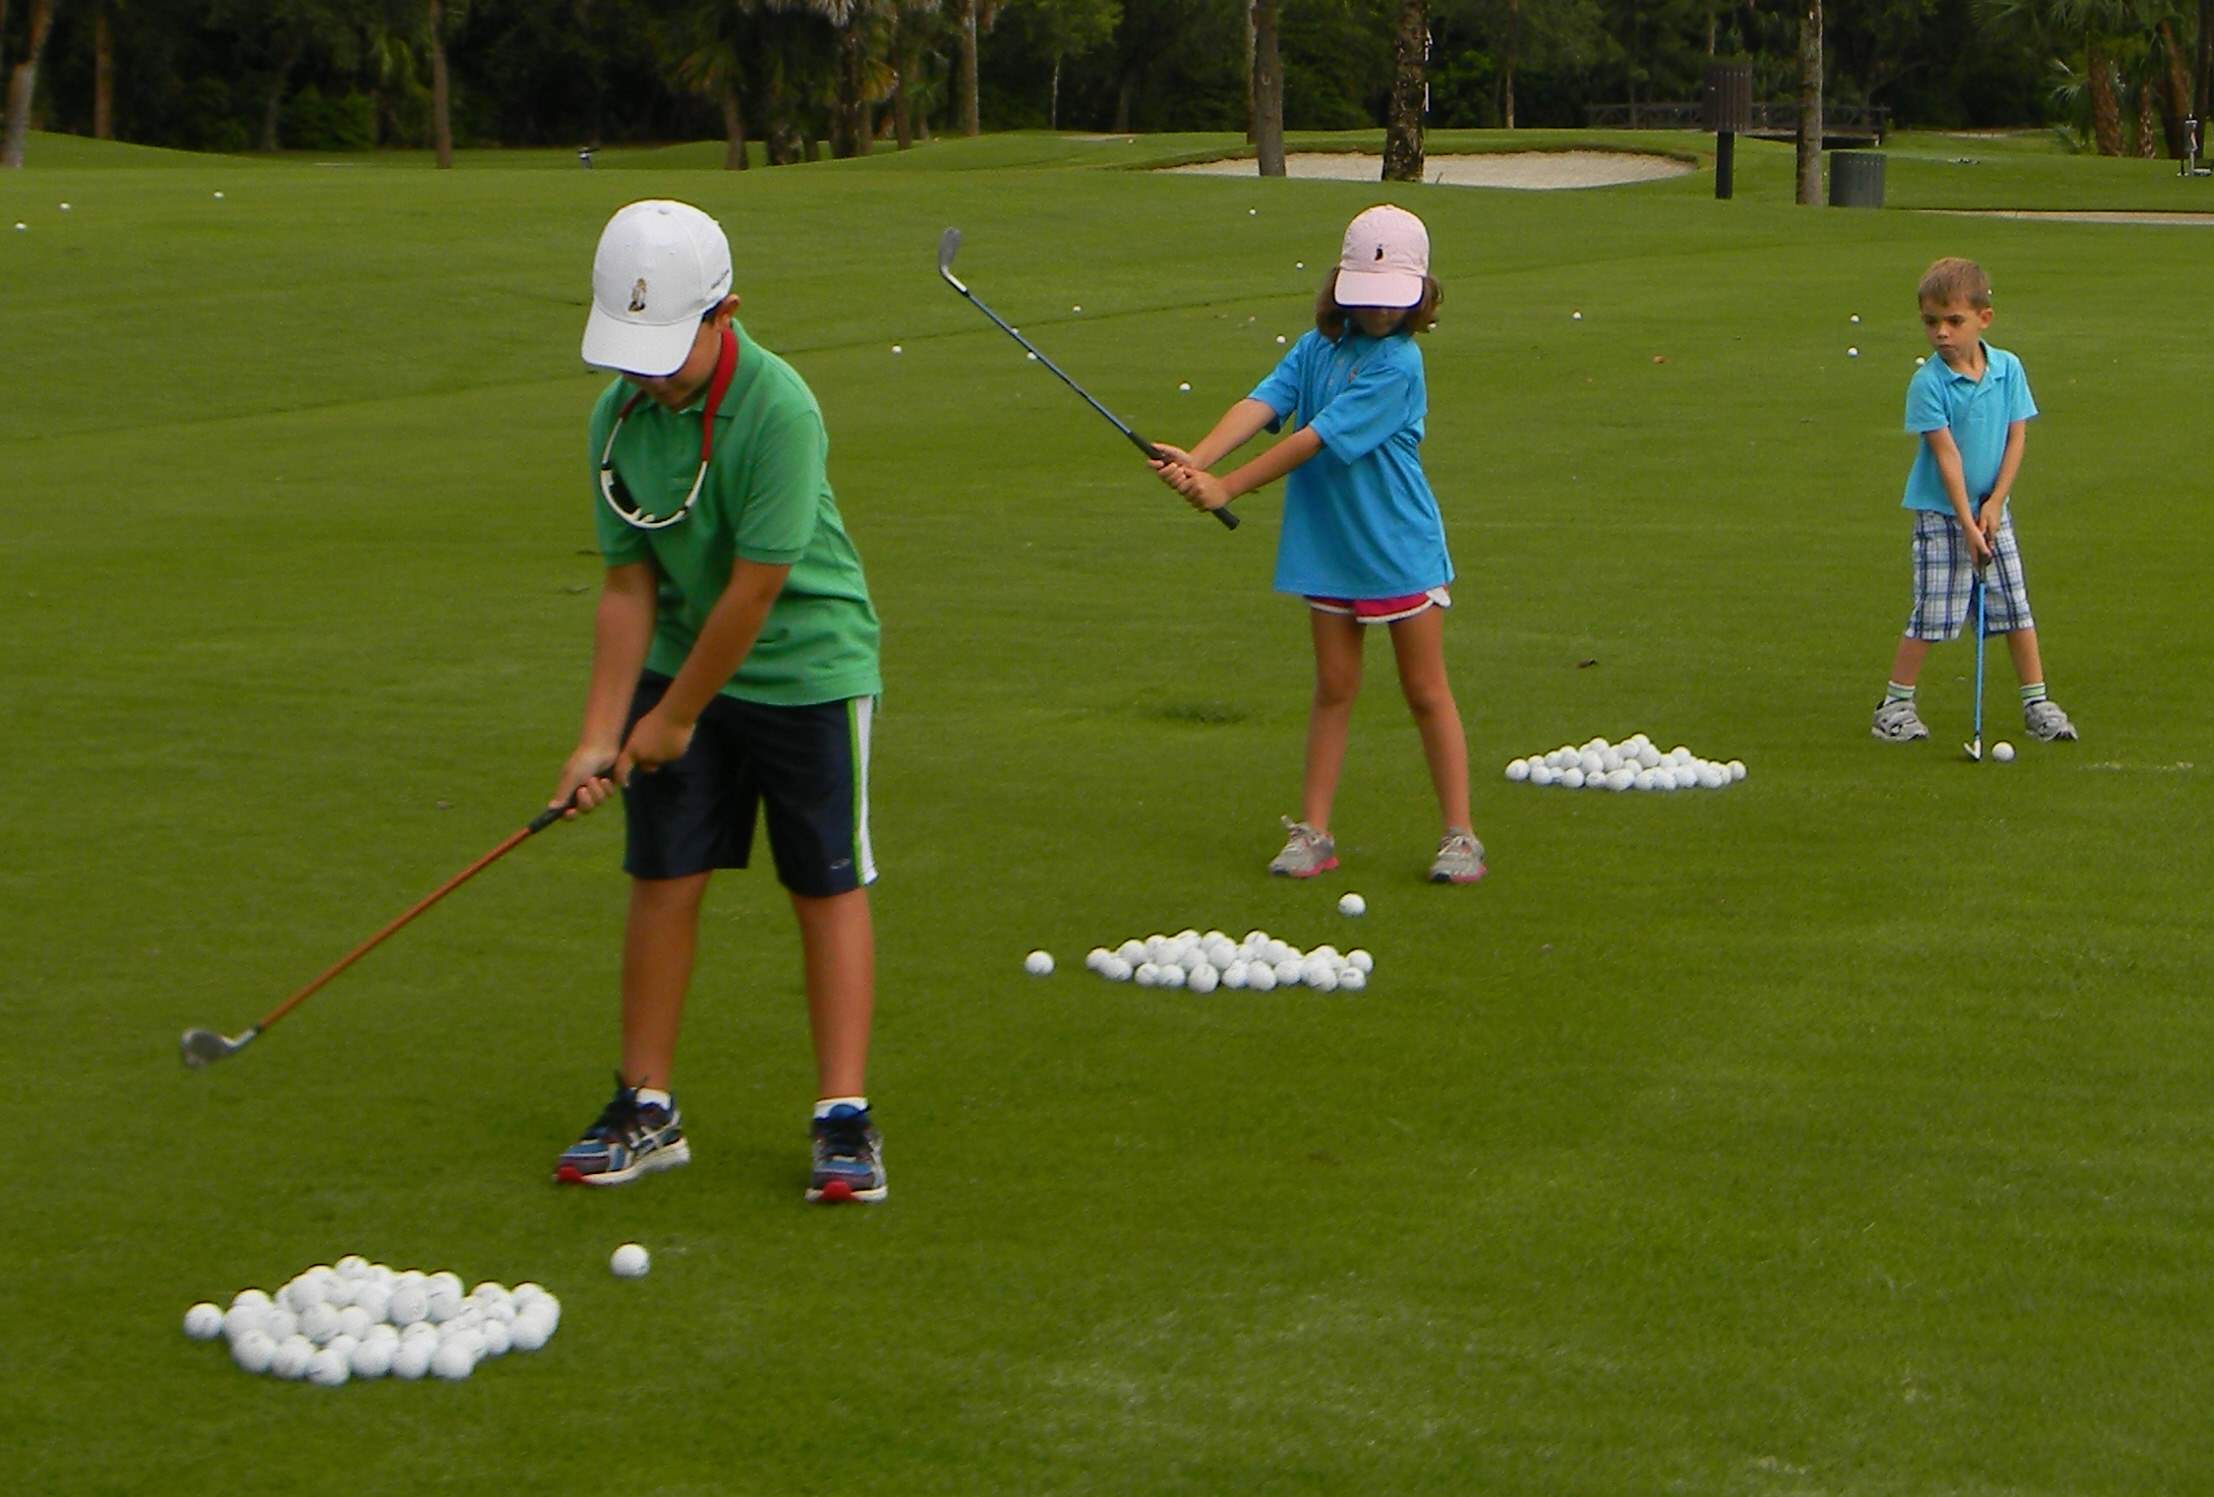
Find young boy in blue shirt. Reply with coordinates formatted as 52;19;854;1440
1872;257;2078;745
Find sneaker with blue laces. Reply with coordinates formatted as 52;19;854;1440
807;1103;886;1204
553;1074;691;1186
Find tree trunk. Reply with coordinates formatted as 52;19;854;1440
721;79;747;169
1253;0;1284;175
1244;1;1256;141
429;0;453;168
2134;75;2159;157
960;0;980;135
1114;68;1134;132
93;3;112;138
1050;55;1060;129
1;0;56;168
2197;0;2211;121
259;36;301;152
892;11;914;149
1504;0;1518;128
2088;38;2122;156
1795;0;1822;204
1382;0;1425;182
839;20;869;157
2158;20;2192;156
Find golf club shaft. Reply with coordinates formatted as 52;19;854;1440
939;232;1237;530
245;803;567;1037
1972;572;1987;750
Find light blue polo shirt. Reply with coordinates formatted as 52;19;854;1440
1902;342;2037;512
1248;329;1453;599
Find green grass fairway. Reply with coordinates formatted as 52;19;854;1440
4;129;2211;1495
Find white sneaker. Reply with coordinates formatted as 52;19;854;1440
1871;699;1930;742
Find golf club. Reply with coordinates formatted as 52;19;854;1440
1964;571;1987;761
180;789;591;1068
936;227;1238;530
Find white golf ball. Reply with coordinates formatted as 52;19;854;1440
270;1336;315;1380
1505;758;1530;782
508;1313;552;1353
1134;962;1160;987
1561;767;1586;789
1527;763;1554;787
1992;741;2016;762
326;1334;360;1364
1729;760;1747;781
212;190;224;199
401;1319;439;1346
1338;967;1367;992
891;344;902;354
1246;962;1278;992
262;1307;299;1343
1024;949;1054;977
232;1329;277;1374
1084;947;1110;972
1578;751;1605;778
1295;261;1305;269
1115;939;1146;966
1636;745;1661;770
1102;956;1132;981
1338;891;1366;917
1276;335;1287;345
337;1305;372;1340
1343;949;1372;975
1177;381;1191;392
322;1276;357;1309
422;1287;463;1323
1603;768;1632;791
390;1337;435;1380
57;202;69;211
1188;963;1219;995
350;1282;390;1323
12;222;24;232
427;1271;463;1298
221;1302;266;1342
1273;958;1304;987
387;1284;427;1326
1698;765;1726;790
430;1340;477;1381
184;1303;224;1340
284;1276;328;1313
1221;961;1249;989
1572;310;1583;320
299;1303;341;1346
1157;962;1186;989
481;1318;513;1357
1601;749;1624;773
1249;207;1257;215
1634;770;1659;791
1850;313;1861;324
228;1288;272;1311
611;1242;650;1279
1308;965;1340;993
336;1255;371;1279
1848;346;1859;357
350;1336;395;1379
364;1322;399;1345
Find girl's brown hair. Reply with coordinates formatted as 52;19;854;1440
1315;269;1444;340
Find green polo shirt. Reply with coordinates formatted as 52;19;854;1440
588;323;881;706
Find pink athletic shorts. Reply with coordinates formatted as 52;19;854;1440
1306;586;1452;624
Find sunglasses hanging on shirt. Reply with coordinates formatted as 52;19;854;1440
598;328;739;530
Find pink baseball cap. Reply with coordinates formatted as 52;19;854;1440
1333;204;1430;308
581;200;734;376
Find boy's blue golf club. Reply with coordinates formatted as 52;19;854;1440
936;227;1238;530
1964;571;1987;761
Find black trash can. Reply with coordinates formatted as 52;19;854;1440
1829;150;1885;208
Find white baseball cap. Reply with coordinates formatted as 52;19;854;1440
1333;204;1430;308
581;200;734;376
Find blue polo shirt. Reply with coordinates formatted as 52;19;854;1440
1248;329;1453;599
1902;342;2037;512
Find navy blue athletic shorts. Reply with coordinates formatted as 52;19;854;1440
620;673;876;896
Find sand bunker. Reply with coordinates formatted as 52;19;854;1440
1161;150;1694;190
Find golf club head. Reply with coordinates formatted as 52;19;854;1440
180;1027;244;1068
1963;739;1982;762
936;227;966;292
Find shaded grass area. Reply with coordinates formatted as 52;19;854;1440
2;131;2211;1495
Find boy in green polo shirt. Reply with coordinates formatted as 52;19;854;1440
548;199;888;1204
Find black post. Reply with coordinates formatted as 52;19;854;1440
1705;60;1752;202
1716;129;1736;198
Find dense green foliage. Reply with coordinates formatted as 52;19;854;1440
4;129;2213;1494
9;0;2204;156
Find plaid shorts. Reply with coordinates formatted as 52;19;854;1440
1906;510;2033;641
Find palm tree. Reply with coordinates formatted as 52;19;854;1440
1382;0;1425;182
668;0;758;168
1796;0;1822;203
1253;0;1285;175
2;0;60;168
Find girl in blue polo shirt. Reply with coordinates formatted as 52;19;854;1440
1151;204;1484;885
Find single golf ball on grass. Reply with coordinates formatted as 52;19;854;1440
611;1243;650;1279
184;1303;224;1341
1992;741;2016;762
1024;949;1054;976
1177;382;1191;392
1338;891;1366;917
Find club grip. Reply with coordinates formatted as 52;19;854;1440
1134;434;1240;530
529;776;609;834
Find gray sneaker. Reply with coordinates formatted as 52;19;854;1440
1871;698;1931;742
1429;830;1487;885
1268;818;1337;878
2024;699;2078;741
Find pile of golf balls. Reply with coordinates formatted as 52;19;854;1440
182;1256;561;1385
1505;733;1746;792
1074;928;1375;994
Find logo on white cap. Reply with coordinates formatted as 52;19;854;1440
1333;204;1429;310
582;200;734;377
